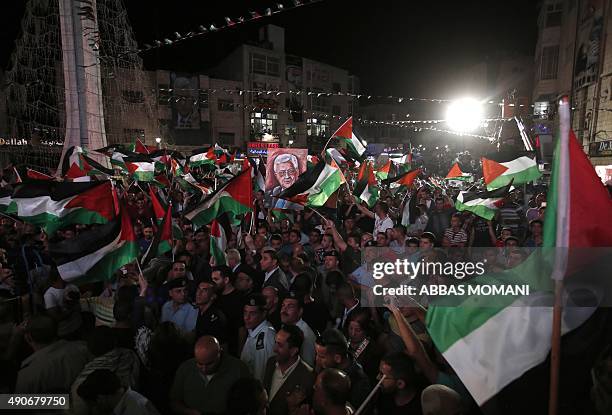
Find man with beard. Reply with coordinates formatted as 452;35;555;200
314;329;370;410
291;368;352;415
376;353;422;414
195;279;227;346
280;292;316;367
211;265;243;356
271;153;301;209
263;324;315;415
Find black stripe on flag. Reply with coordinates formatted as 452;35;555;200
278;162;326;199
12;180;109;201
48;218;121;266
381;168;420;186
460;181;513;204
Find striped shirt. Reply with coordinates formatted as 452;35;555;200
443;227;468;245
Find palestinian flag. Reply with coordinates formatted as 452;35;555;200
307;155;319;169
26;168;53;181
271;209;294;223
133;139;157;155
381;168;420;188
326;148;347;166
184;169;253;226
209;215;230;266
445;162;471;181
149;187;166;222
426;99;612;409
124;156;155;182
278;159;346;207
49;206;139;284
140;203;173;266
354;162;378;207
375;160;392;181
189;147;216;168
482;156;541;190
455;182;512;220
0;188;15;214
331;117;366;160
11;181;116;234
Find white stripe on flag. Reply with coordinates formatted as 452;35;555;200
57;233;124;281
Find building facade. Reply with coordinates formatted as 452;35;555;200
532;0;612;168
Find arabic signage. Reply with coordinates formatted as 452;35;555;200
247;141;280;157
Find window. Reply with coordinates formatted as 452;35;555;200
348;101;353;115
540;46;559;80
332;82;341;93
123;128;145;142
250;53;280;77
534;101;551;117
198;90;209;109
218;132;235;145
545;2;563;27
218;99;234;112
122;90;144;104
251;53;267;74
158;84;171;106
310;89;330;113
267;57;280;77
332;105;341;116
307;118;330;137
250;112;278;136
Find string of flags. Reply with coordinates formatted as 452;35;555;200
155;85;530;107
115;0;323;59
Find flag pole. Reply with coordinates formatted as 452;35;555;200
548;96;571;415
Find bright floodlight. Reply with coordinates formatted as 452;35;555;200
155;137;162;144
446;98;484;132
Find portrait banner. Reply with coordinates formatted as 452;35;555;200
265;148;307;209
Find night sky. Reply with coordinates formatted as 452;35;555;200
1;0;538;99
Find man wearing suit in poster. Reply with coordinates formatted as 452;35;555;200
263;324;315;415
265;149;307;210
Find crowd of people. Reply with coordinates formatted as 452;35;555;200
0;163;610;415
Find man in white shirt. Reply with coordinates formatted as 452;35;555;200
280;292;317;367
241;293;276;381
357;201;394;235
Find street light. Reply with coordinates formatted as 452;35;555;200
446;98;484;133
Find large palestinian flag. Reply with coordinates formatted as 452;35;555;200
426;99;612;409
482;156;541;190
184;168;253;226
454;182;512;220
331;117;366;160
124;155;155;182
10;181;116;234
278;159;346;207
49;206;139;283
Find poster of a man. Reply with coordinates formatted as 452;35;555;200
265;148;307;209
171;73;200;129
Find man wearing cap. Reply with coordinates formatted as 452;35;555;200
281;292;317;367
260;248;290;298
160;278;198;333
271;153;302;209
241;293;277;381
